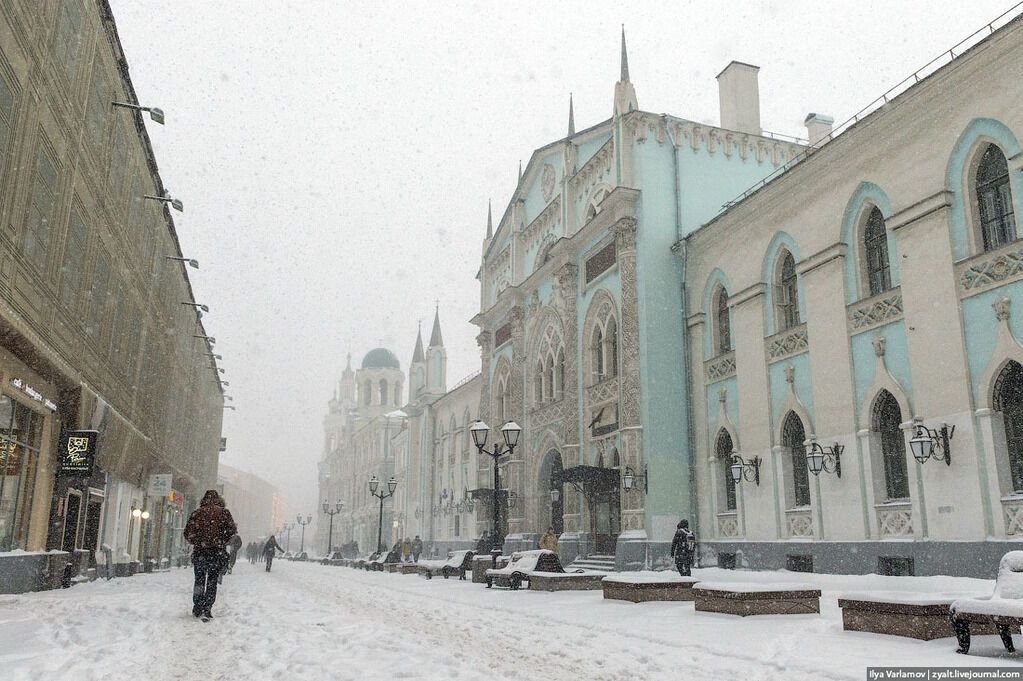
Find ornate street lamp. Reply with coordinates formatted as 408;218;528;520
296;514;313;554
729;453;761;486
321;500;343;555
469;420;521;560
909;419;954;466
369;475;398;553
622;465;648;493
805;438;843;477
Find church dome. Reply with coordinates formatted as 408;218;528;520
361;347;400;370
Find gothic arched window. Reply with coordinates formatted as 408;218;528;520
976;143;1017;252
994;360;1023;492
863;207;891;296
782;411;810;507
873;390;908;500
775;251;800;331
715;287;731;354
535;360;544;403
592;327;604;380
363;380;372;406
556;349;565;400
606;317;618;378
379;379;388;406
716;429;736;511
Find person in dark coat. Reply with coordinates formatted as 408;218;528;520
226;533;242;574
411;535;423;563
183;490;237;618
263;533;283;572
670;519;696;577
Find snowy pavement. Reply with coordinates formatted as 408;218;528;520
0;561;1020;680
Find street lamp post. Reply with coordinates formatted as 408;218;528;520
369;476;398;553
281;523;295;553
321;500;343;555
469;420;521;562
296;514;312;554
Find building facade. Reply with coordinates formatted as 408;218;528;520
683;15;1023;576
0;0;224;591
472;34;803;566
218;463;284;544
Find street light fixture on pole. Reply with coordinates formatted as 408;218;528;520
164;255;199;268
181;301;209;313
144;191;183;212
469;420;521;561
112;100;165;124
321;500;343;555
193;335;216;345
281;523;295;553
368;475;397;553
296;514;312;555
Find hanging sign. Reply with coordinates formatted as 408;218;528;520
57;430;98;477
148;474;172;496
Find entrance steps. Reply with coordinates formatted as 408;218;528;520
567;554;616;573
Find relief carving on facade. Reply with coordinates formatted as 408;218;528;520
957;246;1023;296
1002;497;1023;536
877;502;914;538
613;217;641;427
508;306;526;426
786;509;813;538
705;352;736;382
847;291;904;332
766;325;809;362
476;330;492;424
717;513;739;538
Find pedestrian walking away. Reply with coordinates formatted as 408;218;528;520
401;537;412;563
670;519;696;577
263;533;283;572
183;489;238;620
411;535;423;563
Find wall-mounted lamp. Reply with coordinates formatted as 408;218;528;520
194;335;216;345
729;453;761;486
806;438;843;477
182;301;209;313
549;488;560;503
909;419;954;466
165;256;198;269
622;465;648;494
144;192;183;212
112;101;164;125
506;490;517;510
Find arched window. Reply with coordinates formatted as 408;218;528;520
545;357;554;402
976;144;1017;251
556;349;565;400
873;390;908;500
716;429;736;511
379;379;388;406
715;288;731;354
606;317;618;378
496;375;507;423
782;412;810;507
535;360;544;403
775;251;800;331
592;327;604;380
863;207;891;296
363;380;372;405
994;360;1023;492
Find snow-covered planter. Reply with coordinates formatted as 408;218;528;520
693;582;822;616
602;571;701;602
950;551;1023;654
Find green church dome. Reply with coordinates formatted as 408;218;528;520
361;347;400;370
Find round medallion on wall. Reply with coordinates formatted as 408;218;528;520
541;164;556;202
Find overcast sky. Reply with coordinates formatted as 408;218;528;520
108;0;1017;530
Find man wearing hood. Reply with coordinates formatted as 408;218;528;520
183;489;237;619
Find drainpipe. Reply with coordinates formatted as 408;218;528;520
663;116;701;552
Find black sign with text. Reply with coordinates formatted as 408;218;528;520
57;430;98;477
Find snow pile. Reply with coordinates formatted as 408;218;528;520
602;571;698;585
694;581;819;593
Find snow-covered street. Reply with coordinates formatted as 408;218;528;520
0;561;1020;680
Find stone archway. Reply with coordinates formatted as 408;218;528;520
537;449;564;535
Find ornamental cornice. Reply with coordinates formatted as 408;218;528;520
765;324;809;363
585;375;620;406
521;196;562;251
570;138;614;196
846;288;903;334
955;240;1023;298
631;113;803;167
704;352;736;382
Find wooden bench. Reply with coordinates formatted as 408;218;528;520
602;573;700;602
486;550;575;590
694;582;821;616
951;550;1023;655
417;550;475;580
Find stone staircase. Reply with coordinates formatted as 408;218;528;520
567;554;616;573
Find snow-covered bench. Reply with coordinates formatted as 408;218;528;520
602;572;700;602
950;551;1023;654
838;592;998;640
693;582;821;616
417;550;475;580
485;549;565;590
353;553;378;570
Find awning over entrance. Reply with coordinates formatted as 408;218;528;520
561;466;619;495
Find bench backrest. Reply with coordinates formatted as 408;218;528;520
994;550;1023;600
508;549;558;572
444;550;475;568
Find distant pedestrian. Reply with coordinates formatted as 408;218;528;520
226;533;242;575
670;519;696;577
539;527;558;553
411;535;423;563
183;490;237;619
258;541;266;563
401;537;412;562
263;533;283;572
248;542;257;564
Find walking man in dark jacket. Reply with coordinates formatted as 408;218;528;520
411;535;423;563
670;519;696;577
263;533;283;572
183;490;237;619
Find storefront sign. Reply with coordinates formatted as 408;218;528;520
148;474;172;496
57;430;98;477
167;489;184;507
10;378;57;412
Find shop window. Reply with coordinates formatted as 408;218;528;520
975;143;1017;252
878;556;914;576
0;395;45;551
786;554;813;573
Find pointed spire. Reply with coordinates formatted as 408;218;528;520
517;160;522;184
412;323;425;363
620;25;630;82
567;93;575;137
486;200;493;239
429;303;444;347
345;352;352;370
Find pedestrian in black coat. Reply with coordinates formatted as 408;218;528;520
263;534;283;572
670;519;696;577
